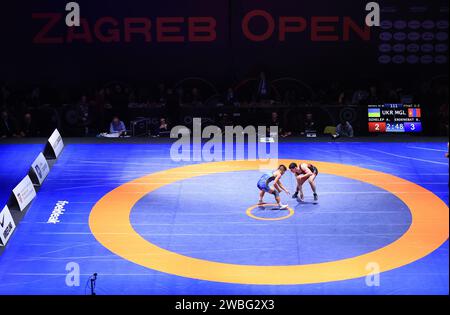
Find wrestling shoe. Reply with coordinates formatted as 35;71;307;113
279;204;289;210
313;193;318;201
292;191;298;199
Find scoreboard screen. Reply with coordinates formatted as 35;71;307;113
368;104;422;133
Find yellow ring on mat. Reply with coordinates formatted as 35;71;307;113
89;159;449;285
246;203;294;221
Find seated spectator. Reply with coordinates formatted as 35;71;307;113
269;111;280;127
110;116;127;136
335;120;354;137
304;113;316;132
300;112;317;137
20;112;40;137
158;118;170;136
266;111;291;138
0;109;18;138
266;111;280;137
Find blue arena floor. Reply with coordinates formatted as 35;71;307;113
0;140;448;295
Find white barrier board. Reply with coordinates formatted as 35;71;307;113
48;129;64;158
12;175;37;211
31;152;50;184
0;205;15;246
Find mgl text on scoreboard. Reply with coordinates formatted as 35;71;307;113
368;104;422;133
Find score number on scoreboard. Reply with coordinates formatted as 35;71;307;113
368;104;422;133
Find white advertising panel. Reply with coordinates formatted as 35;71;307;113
12;175;37;211
31;152;50;185
0;205;15;246
48;129;64;158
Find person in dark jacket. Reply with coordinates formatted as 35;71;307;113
0;110;18;138
20;112;40;137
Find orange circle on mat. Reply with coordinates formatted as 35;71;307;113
246;204;294;221
89;160;449;285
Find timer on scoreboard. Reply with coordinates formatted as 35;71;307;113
368;104;422;133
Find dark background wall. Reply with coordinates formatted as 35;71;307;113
1;0;448;88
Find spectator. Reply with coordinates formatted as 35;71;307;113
267;112;291;137
336;120;354;137
269;112;280;127
338;91;346;104
303;113;316;133
20;112;39;137
159;117;168;131
156;117;170;137
0;110;18;138
78;95;93;136
110;116;127;136
266;111;279;136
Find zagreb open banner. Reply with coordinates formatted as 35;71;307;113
12;176;37;211
0;205;16;246
1;0;447;85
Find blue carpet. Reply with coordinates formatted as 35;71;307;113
0;141;448;294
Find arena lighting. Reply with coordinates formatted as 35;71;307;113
31;10;370;44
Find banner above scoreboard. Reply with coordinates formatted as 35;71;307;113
368;104;422;133
1;0;448;84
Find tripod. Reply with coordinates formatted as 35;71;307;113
89;273;97;295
